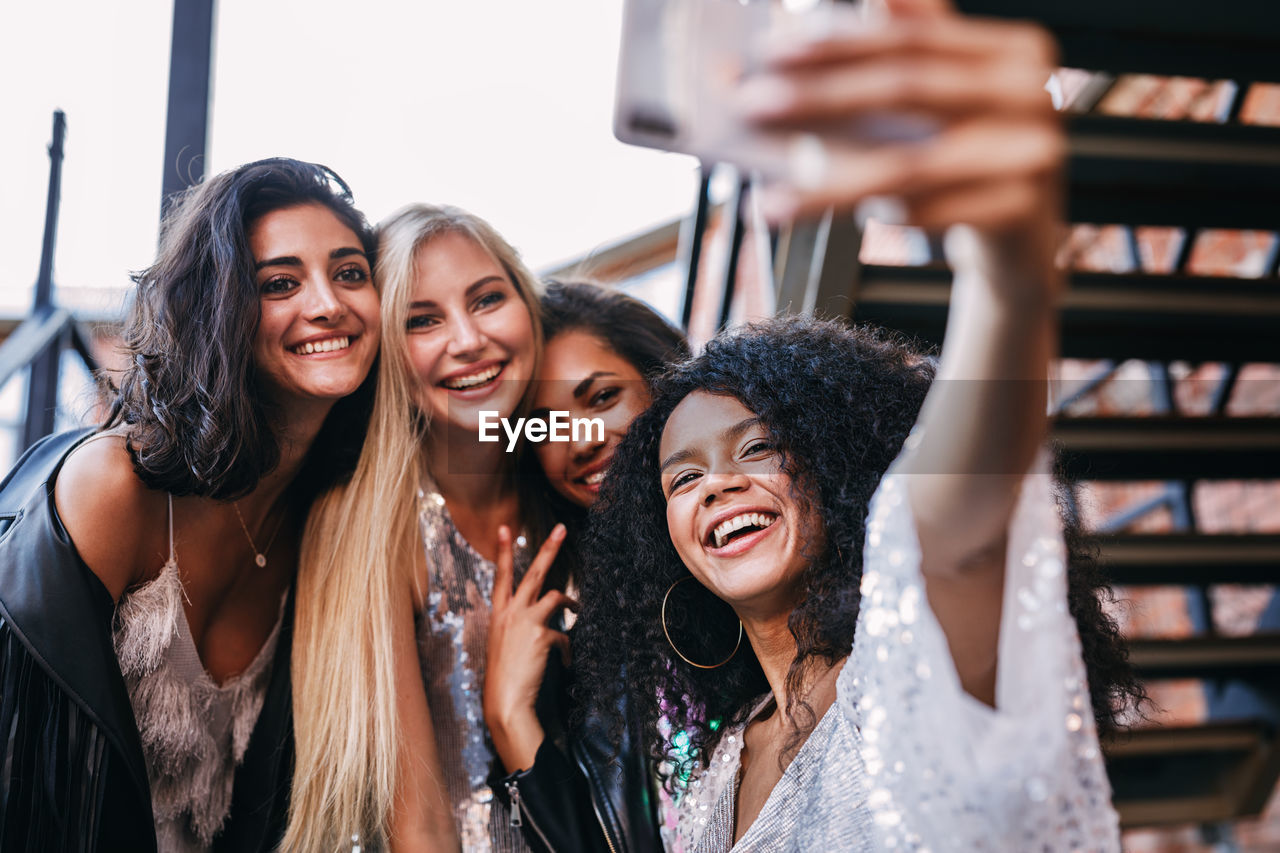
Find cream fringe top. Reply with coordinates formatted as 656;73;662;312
112;495;283;852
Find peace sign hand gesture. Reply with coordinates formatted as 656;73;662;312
483;523;575;774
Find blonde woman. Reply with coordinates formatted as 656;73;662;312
290;204;565;851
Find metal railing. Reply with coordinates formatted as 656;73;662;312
0;110;100;454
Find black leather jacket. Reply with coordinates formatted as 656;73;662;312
492;650;663;853
0;430;295;852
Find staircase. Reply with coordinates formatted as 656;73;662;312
847;0;1280;842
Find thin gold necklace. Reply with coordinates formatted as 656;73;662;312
232;502;286;568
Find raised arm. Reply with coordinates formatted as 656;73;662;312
880;13;1062;704
900;225;1059;704
744;0;1063;702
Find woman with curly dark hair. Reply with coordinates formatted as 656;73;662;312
0;158;383;851
573;313;1137;850
570;1;1135;848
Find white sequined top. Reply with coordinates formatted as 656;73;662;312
415;481;533;853
112;498;283;853
675;457;1121;852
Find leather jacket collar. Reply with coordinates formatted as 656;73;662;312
0;429;295;851
0;429;153;802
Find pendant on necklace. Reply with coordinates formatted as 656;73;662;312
255;554;267;568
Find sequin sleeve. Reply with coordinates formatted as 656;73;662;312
841;452;1121;852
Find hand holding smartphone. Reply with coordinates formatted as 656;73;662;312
613;0;1064;233
613;0;934;182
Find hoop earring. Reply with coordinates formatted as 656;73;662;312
661;576;743;670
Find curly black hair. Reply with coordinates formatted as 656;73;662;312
572;314;1142;789
105;157;377;499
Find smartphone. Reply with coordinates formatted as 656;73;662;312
613;0;934;180
613;0;782;170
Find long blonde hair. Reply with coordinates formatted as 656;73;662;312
286;203;544;850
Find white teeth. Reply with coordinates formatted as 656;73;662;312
292;336;350;355
442;363;502;389
583;469;606;485
711;512;777;549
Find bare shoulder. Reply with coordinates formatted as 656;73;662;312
54;433;165;600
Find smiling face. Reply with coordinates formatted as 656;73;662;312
659;391;817;616
249;203;380;412
405;230;536;433
532;330;652;507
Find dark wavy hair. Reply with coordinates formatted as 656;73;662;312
105;157;377;499
541;280;690;379
572;314;1141;789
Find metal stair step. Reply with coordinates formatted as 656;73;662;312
1128;635;1280;680
959;0;1280;79
1104;721;1280;827
1053;416;1280;480
1067;117;1280;230
851;266;1280;362
1085;534;1280;586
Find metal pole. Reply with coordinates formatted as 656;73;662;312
160;0;216;219
22;110;68;450
717;177;750;332
34;111;66;311
678;166;713;331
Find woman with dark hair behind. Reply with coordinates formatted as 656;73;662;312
570;0;1140;849
481;280;688;852
527;279;689;517
0;157;382;851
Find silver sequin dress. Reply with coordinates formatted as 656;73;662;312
415;481;532;853
674;455;1122;852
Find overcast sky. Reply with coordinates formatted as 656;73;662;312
1;0;701;316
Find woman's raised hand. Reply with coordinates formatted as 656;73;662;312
743;0;1063;244
482;524;574;774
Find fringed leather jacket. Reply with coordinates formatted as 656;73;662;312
0;430;295;852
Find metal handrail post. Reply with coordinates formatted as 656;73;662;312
716;176;749;331
678;165;713;331
34;111;65;311
159;0;216;219
22;111;67;450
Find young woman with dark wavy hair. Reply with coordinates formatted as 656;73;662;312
0;157;382;851
569;1;1139;849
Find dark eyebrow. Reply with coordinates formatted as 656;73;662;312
659;448;695;475
255;256;301;271
659;417;762;475
573;371;618;399
254;246;367;271
409;275;507;310
725;417;762;442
